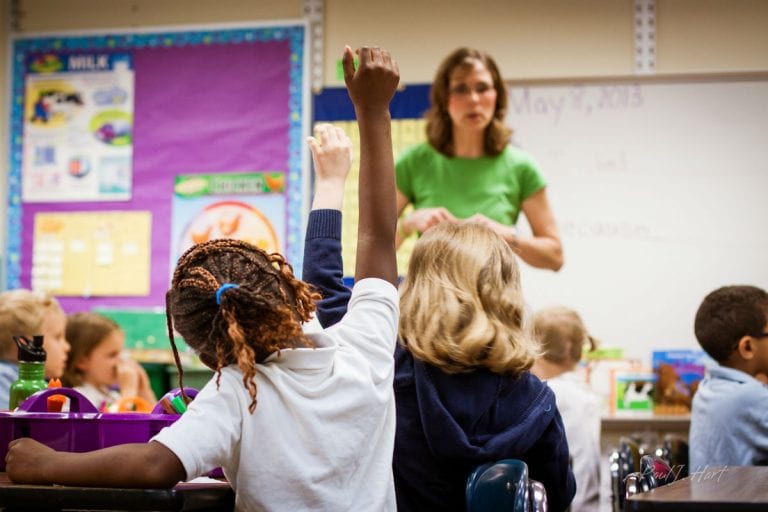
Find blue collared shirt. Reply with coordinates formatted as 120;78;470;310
0;360;19;410
690;365;768;471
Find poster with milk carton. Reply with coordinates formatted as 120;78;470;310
22;51;134;202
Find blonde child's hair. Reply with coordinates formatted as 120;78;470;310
0;289;62;360
532;306;596;365
62;312;122;387
399;222;538;376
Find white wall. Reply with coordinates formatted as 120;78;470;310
6;1;768;83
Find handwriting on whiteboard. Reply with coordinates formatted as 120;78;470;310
509;84;644;125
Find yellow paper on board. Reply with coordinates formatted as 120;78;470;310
315;119;425;277
33;211;151;296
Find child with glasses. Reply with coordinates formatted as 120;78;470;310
689;285;768;470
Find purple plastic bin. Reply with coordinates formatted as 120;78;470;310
0;387;188;471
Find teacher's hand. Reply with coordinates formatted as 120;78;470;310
403;207;457;235
465;213;518;246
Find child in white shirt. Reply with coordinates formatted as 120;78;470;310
6;45;401;512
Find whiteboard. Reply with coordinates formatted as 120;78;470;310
508;76;768;362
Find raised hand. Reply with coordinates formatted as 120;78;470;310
308;123;353;211
342;45;399;113
343;45;399;286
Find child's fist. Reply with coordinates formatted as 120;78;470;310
6;438;56;484
342;45;399;112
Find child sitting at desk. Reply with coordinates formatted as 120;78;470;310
62;312;156;411
689;285;768;470
302;144;575;510
531;306;601;512
6;45;400;511
0;289;71;409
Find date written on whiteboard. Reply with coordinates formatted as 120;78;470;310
509;84;644;125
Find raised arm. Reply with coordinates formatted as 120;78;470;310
302;123;354;327
342;46;399;286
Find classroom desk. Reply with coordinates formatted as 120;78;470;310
0;473;234;511
626;466;768;512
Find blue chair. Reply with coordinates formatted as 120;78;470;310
465;459;548;512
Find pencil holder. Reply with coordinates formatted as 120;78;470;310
0;387;193;471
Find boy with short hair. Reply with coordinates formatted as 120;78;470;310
689;285;768;470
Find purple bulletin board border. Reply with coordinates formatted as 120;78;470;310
6;24;307;311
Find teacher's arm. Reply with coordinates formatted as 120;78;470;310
466;188;563;271
517;188;563;271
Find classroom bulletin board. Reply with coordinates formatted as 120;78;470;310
6;23;309;313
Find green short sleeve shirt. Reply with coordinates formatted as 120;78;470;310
395;143;547;226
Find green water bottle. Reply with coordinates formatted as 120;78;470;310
9;335;47;410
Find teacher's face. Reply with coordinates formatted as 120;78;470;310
446;60;498;134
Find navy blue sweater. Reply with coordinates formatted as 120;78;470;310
302;209;575;512
302;209;351;327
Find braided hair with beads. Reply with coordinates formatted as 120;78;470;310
165;238;321;413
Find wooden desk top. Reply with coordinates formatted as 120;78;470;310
626;466;768;512
0;473;234;511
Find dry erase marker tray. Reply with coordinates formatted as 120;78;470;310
0;387;197;471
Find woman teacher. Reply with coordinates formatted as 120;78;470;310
396;47;563;271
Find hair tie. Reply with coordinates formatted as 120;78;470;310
215;283;239;305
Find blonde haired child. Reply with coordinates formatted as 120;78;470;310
393;223;575;512
7;45;401;511
398;222;536;375
532;306;601;512
0;289;70;409
63;312;156;411
304;206;576;511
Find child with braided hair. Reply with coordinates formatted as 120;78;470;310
6;45;401;512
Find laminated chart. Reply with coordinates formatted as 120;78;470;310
170;172;286;274
32;211;151;296
22;52;134;202
322;119;426;276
